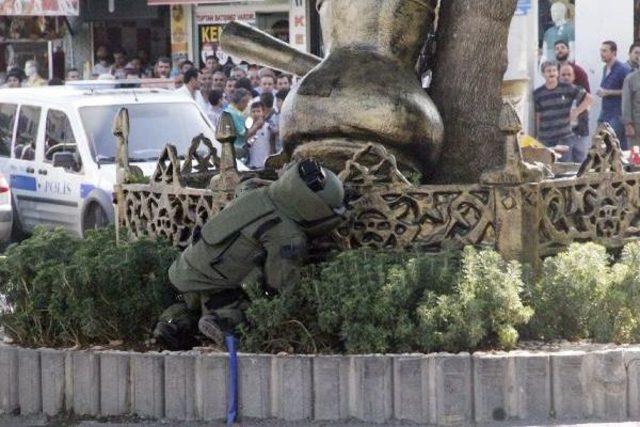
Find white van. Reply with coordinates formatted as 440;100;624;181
0;85;225;238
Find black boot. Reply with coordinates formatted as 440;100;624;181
198;314;227;347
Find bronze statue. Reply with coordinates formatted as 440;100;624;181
220;0;444;175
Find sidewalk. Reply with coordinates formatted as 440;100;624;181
3;416;640;427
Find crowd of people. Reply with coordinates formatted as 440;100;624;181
535;39;640;163
13;39;640;169
172;57;292;170
0;45;293;170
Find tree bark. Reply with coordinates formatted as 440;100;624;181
428;0;517;183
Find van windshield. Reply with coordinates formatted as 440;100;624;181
79;102;218;163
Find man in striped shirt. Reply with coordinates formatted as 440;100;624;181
534;61;593;162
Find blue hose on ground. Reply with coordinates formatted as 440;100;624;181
226;334;238;425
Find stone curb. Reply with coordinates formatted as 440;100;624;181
0;345;638;424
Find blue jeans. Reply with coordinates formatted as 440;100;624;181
573;134;590;164
558;134;578;163
543;134;583;163
599;115;627;150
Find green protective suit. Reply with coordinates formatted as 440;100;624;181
162;160;346;340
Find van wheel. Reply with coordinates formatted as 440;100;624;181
83;203;109;234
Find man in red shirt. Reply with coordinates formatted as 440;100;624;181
555;39;591;93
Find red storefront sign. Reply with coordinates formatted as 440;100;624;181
148;0;259;5
0;0;79;16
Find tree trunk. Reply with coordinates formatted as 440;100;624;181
428;0;517;183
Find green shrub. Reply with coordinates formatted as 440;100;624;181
595;242;640;343
526;243;613;340
239;247;532;354
10;225;640;353
524;241;640;343
238;250;428;354
0;227;178;347
236;266;322;354
416;247;533;351
313;250;459;353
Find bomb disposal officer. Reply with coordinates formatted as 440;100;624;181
154;159;346;349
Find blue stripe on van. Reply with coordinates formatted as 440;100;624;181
80;184;95;199
10;175;37;192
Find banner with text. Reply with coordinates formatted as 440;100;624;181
171;5;190;67
289;0;307;52
0;0;79;16
197;11;255;65
149;0;260;5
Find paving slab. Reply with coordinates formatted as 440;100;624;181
392;354;430;424
0;345;18;415
431;352;472;426
348;355;393;423
194;353;227;421
130;353;164;419
164;352;197;421
39;349;65;416
100;351;131;416
18;348;41;415
272;355;312;421
313;355;349;421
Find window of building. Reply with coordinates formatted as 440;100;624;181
0;103;17;158
538;0;575;60
635;1;640;41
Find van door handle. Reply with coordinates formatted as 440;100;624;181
38;169;47;176
25;167;35;174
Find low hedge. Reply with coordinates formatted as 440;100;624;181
0;227;178;348
3;227;640;354
239;247;533;354
525;242;640;343
240;242;640;354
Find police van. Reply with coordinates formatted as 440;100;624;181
0;84;224;238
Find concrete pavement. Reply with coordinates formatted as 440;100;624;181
3;415;640;426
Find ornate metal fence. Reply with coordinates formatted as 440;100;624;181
117;122;639;264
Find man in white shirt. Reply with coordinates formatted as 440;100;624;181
112;48;128;80
276;74;291;91
176;68;209;113
199;70;213;100
207;89;225;129
153;57;172;79
92;45;112;76
247;101;274;169
258;75;276;96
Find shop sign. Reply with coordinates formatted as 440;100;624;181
289;0;307;52
196;11;255;65
198;24;223;64
149;0;261;5
196;12;256;25
171;5;190;67
198;23;243;65
0;0;79;16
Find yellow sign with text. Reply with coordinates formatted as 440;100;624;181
200;25;222;44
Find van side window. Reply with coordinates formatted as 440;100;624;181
45;110;81;172
13;106;41;162
0;104;17;158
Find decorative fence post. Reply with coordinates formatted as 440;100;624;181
113;108;131;244
481;103;547;262
210;112;241;206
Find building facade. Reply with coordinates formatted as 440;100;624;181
506;0;636;135
0;0;80;80
146;0;296;68
0;0;636;139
